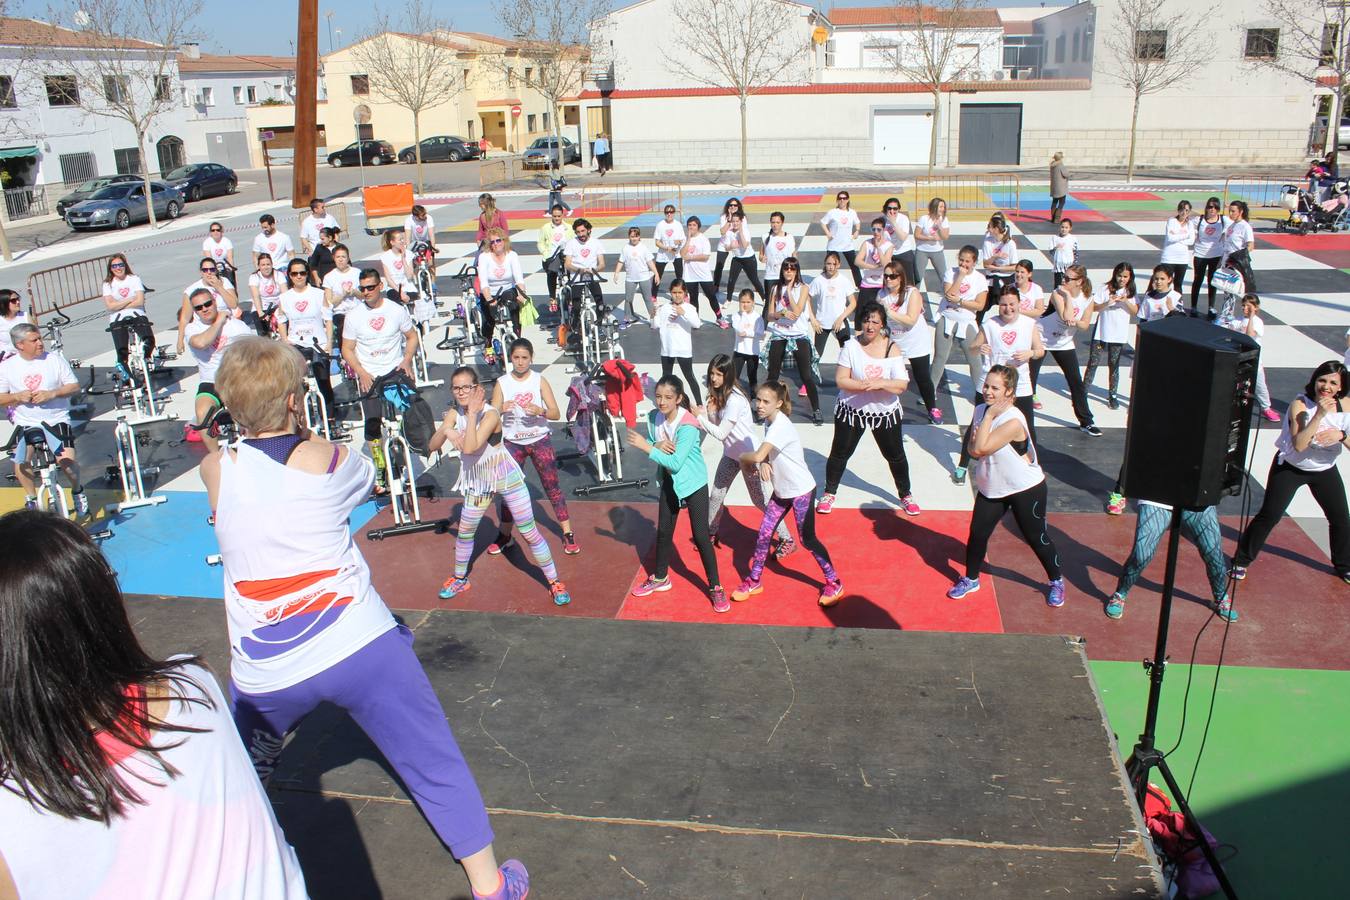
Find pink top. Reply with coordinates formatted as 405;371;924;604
476;209;508;243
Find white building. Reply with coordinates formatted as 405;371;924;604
584;0;1319;171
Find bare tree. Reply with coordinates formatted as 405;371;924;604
1102;0;1213;180
348;0;460;193
493;0;609;176
1247;0;1350;156
664;0;808;187
877;0;998;176
45;0;202;227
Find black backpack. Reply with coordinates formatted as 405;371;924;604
379;375;436;456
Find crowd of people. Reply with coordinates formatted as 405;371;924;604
3;181;1350;898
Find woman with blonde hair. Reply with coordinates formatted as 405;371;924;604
475;192;508;250
474;226;529;343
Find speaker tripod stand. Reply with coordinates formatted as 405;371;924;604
1124;506;1238;899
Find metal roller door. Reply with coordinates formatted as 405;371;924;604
958;103;1022;165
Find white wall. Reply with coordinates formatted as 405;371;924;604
824;26;1004;82
179;70;310;122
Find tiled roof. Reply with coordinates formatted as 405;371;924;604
828;6;1003;29
0;15;162;50
178;53;296;73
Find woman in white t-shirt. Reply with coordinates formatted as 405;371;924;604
651;279;704;406
0;512;308;900
1029;263;1099;434
729;289;765;387
0;289;27;359
1084;262;1138;410
816;301;920;517
1013;260;1047;318
275;258;335;420
201;342;532;900
856;216;894;309
679;216;723;322
711;197;744;300
822;189;862;285
101;253;155;372
809;251;857;357
614;226;658;323
698;353;791;550
979;214;1018;313
962;286;1044;483
474;227;529;343
1233;360;1350;583
931;245;988;400
248;253;287;335
759;211;796;309
1223;293;1280;421
379;227;417;307
1159;200;1196;296
948;365;1066;607
882;196;917;286
763;257;822;424
652;203;685;285
914;197;951;312
880;262;939;424
321;244;360;341
732;380;843;606
1220;199;1257;294
202;220;235;278
724;210;765;301
1190;196;1227;314
404;204;437;251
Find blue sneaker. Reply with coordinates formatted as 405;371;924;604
1105;593;1126;619
947;576;981;599
1047;578;1066;608
951;466;967;485
438;575;470;600
1215;595;1238;623
473;858;529;900
550;581;571;606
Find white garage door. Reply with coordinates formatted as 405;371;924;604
872;109;932;166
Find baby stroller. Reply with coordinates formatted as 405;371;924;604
1277;180;1350;233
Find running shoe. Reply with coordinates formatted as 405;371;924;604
898;494;921;516
1080;424;1104;437
819;579;845;607
1260;407;1281;422
710;587;731;613
562;533;581;555
73;490;90;517
928;407;944;425
487;533;516;555
1339;570;1350;585
1108;394;1120;410
797;383;808;397
550;581;571;606
23;496;37;511
631;575;672;597
1032;394;1043;410
951;466;967;485
774;537;797;559
717;315;730;329
1105;593;1126;620
1046;578;1066;608
731;578;763;602
1215;595;1238;623
812;410;823;426
815;493;836;514
1230;565;1247;581
472;859;530;900
1105;492;1126;515
438;575;471;600
947;576;981;599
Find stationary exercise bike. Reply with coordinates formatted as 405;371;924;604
565;365;648;497
104;413;166;514
300;341;350;443
346;381;449;541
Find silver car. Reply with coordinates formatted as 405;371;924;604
65;181;185;230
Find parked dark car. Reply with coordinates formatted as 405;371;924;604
54;174;141;216
65;182;184;230
398;135;480;164
165;163;237;201
327;140;396;168
522;136;580;168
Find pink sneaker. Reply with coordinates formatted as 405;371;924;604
631;575;672;597
1261;408;1281;422
710;586;730;613
815;493;836;514
731;578;763;602
819;579;844;607
898;494;921;516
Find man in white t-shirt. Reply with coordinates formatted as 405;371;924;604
184;287;253;451
0;323;87;514
341;268;419;491
563;217;607;326
298;198;340;254
251;214;295;270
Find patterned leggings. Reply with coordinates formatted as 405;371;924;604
1114;504;1227;603
707;455;790;542
457;474;557;582
749;492;837;584
498;436;570;530
1083;341;1124;399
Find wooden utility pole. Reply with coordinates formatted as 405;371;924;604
292;0;319;208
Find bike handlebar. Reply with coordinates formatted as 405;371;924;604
452;264;478;279
565;270;608;284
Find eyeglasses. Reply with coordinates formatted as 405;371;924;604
782;264;799;270
209;227;222;233
884;273;902;280
884;206;899;212
490;238;504;245
289;270;308;277
200;267;216;274
359;283;380;292
872;226;885;231
111;262;126;269
451;384;474;392
664;208;675;214
837;195;849;200
192;302;214;312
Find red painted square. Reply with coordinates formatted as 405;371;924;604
1071;191;1162;201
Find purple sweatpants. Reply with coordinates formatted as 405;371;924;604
231;624;494;859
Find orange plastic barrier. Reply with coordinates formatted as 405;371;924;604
362;183;415;234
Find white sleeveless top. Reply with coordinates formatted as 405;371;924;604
979;315;1035;396
1275;396;1350;472
971;405;1044;499
0;662;308;900
882;287;931;359
1039;291;1091;352
836;337;905;424
215;442;396;693
859;238;892;288
452;405;520;496
499;371;550;445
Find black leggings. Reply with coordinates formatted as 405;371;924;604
1191;255;1222;311
661;355;703;406
966;480;1060;580
813;326;850;359
1162;263;1189;297
654;258;683;286
483;290;523;342
1083;341;1124;399
726;256;765;300
824;410;910;497
1235;459;1350;573
840;249;861;286
684;281;720;315
712;250;730;293
766;338;818;412
1049;196;1066;222
110;316;155;369
653;477;719;587
894;249;918;287
1029;347;1093;427
296;344;335;416
908;354;938;413
732;352;759;389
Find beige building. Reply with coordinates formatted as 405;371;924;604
244;30;585;167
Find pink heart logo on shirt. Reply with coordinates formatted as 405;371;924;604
370;316;385;331
267;242;277;252
118;288;129;298
580;248;591;258
494;267;505;279
264;283;277;295
23;374;41;391
863;364;882;379
394;260;404;270
1001;330;1017;346
776;241;785;251
515;391;534;408
295;299;308;312
214;331;228;350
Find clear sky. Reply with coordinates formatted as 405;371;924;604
11;0;1063;57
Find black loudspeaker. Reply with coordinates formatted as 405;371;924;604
1121;316;1260;509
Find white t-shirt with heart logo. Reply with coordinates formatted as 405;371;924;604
276;286;331;349
249;271;286;310
809;271;856;329
185;315;253;382
939;267;988;339
1275;396;1350;472
618;242;655;283
322;267;360;316
251;231;294;268
682;233;712;282
822;208;860;252
652;219;685;263
380;248;414;290
979;314;1034;396
102;275;147;322
498;369;551;445
563;236;604;271
1039;291;1092;352
202;235;234;264
0;351;77;426
342;298;413;377
836;337;906;416
474;251;525;297
763;232;796;280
